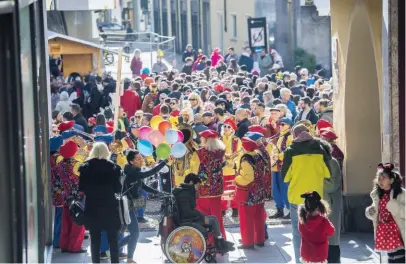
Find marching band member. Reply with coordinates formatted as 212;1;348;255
220;118;242;217
235;137;267;249
173;124;200;186
50;135;64;249
195;130;227;239
52;141;86;253
269;117;293;219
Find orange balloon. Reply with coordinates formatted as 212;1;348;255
158;120;172;135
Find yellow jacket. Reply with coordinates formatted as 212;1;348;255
173;151;200;186
272;129;293;172
222;135;242;176
235;151;256;186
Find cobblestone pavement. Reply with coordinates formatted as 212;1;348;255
139;199;290;231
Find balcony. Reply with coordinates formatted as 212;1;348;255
53;0;116;11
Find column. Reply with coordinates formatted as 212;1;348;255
187;0;192;45
167;0;172;36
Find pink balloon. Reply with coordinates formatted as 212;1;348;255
148;130;164;147
177;130;184;143
139;126;152;140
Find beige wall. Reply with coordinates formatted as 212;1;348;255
209;0;254;53
331;0;383;194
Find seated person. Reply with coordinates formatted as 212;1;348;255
172;173;235;253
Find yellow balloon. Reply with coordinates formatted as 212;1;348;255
151;115;164;130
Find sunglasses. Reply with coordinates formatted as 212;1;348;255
223;125;232;129
189;98;196;101
135;116;142;119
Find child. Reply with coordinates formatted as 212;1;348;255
366;163;405;263
298;191;335;263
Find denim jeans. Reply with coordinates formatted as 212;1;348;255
137;190;148;217
126;209;140;259
290;204;301;263
272;171;290;209
53;207;63;248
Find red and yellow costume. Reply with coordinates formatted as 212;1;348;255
221;119;242;211
235;138;268;247
51;141;85;252
195;130;226;239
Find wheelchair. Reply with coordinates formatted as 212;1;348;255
158;195;219;263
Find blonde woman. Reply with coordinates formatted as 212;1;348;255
275;103;293;120
180;107;194;125
188;92;203;114
78;142;122;263
130;49;142;77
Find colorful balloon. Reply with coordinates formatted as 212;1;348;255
137;140;154;156
150;115;164;130
158;120;172;135
148;130;164;147
171;142;187;158
177;130;184;143
139;126;152;140
165;129;179;144
156;143;171;159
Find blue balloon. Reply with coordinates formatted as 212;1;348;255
137;140;154;156
165;129;179;144
171;142;187;158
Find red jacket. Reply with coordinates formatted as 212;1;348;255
299;214;335;262
120;89;142;118
152;104;161;116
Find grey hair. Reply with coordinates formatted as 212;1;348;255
280;88;291;97
88;142;111;160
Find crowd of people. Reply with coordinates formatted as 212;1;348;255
48;44;405;264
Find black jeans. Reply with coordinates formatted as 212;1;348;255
328;245;341;263
89;228;119;263
388;249;405;263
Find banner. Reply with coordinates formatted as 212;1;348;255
247;17;267;54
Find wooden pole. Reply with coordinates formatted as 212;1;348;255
113;48;123;131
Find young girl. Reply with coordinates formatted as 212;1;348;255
366;163;405;263
298;191;335;263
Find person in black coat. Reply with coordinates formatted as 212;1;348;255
122;150;170;263
172;174;235;253
235;108;251;139
78;142;122;263
71;103;89;132
294;96;319;125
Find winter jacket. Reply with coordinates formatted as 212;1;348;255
142;93;159;113
123;162;166;199
172;183;205;223
365;188;405;242
319;107;333;124
84;86;103;118
282;138;331;205
224;53;239;66
323;158;342;245
299;214;335;263
182;65;193;75
152;62;168;73
290;86;305;97
78;159;122;231
284;100;297;121
238;55;254;73
236;118;251;139
130;57;143;75
258;54;273;77
182;50;197;62
271;50;284;69
120;89;142;118
74;113;89;132
211;50;224;67
55;91;71;113
295;108;319;125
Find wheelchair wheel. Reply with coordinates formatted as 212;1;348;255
164;226;207;263
204;253;216;263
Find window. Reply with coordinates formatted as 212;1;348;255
231;14;237;39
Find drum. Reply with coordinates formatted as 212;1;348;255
165;226;207;263
221;190;235;201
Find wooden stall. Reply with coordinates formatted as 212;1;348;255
48;31;104;78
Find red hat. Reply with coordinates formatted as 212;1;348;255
248;125;267;135
57;121;75;132
199;130;218;139
106;125;114;133
224;118;237;130
88;117;96;125
59;141;78;159
106;121;114;127
320;130;338;140
241;137;259;152
316;119;333;131
214;83;225;93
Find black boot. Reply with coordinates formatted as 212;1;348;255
269;208;284;219
282;213;290;219
231;208;238;218
215;238;235;253
327;245;341;263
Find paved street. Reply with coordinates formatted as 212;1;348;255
52;224;379;263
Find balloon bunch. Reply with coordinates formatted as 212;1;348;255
137;116;187;159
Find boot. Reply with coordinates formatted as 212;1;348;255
215;238;235;253
269;208;284;219
282;213;291;219
231;208;238;218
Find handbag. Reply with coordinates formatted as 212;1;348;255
118;174;132;229
69;197;86;226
